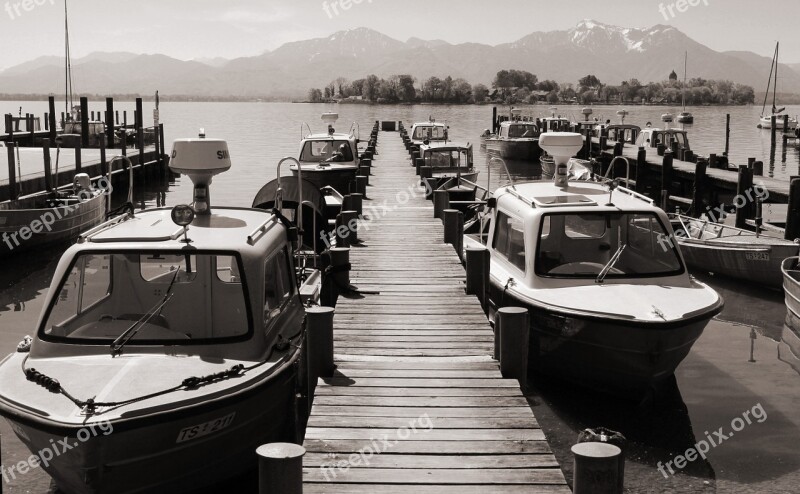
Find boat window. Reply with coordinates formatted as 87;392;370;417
536;212;683;278
493;212;526;272
41;252;251;343
507;124;537;138
264;248;294;324
300;140;354;162
412;126;445;140
424;149;469;168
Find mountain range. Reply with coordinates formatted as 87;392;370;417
1;20;798;99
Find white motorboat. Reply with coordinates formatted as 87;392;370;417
292;112;361;195
0;135;321;493
419;141;479;185
465;133;722;393
408;119;448;147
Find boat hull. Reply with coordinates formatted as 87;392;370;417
1;357;300;494
760;117;798;130
493;287;713;393
485;139;541;161
678;238;798;288
0;194;106;256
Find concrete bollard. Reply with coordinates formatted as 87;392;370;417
306;306;335;409
497;307;529;386
466;246;490;313
571;442;623;494
356;175;368;198
433;190;450;219
443;209;464;261
257;443;305;494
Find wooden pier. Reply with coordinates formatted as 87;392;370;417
302;132;569;492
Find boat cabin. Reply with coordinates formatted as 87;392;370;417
605;124;641;144
636;128;690;151
292;115;361;194
498;121;539;139
540;117;571;132
480;181;686;289
409;121;448;144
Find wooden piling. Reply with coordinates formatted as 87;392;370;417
635;147;647;193
752;160;763;176
136;98;145;161
106;98;115;149
661;151;673;210
785;177;800;241
724;113;731;157
497;307;530;386
80;97;89;148
256;443;305;494
330;247;350;299
344;193;363;217
415;157;423;175
735;165;754;229
465;246;490;313
355;175;367;198
571;442;623;494
339;210;359;244
306;306;335;410
693;160;707;216
443;209;464;262
42;139;53;192
708;153;717;170
48;96;57;142
6;143;17;201
74;140;82;174
771;115;777;148
433;190;450;219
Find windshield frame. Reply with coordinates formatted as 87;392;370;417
37;249;255;346
534;211;685;280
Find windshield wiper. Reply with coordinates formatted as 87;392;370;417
596;244;626;284
110;268;180;356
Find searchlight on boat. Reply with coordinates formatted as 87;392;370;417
170;131;231;215
539;132;584;188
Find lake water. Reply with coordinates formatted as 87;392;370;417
0;101;799;493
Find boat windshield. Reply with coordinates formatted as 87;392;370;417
506;124;538;138
412;125;446;140
40;251;251;343
654;131;688;148
536;212;683;278
300;140;354;163
424;148;471;168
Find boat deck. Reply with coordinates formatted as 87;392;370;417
302;132;569;492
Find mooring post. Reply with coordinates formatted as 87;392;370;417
121;111;127;156
306;306;335;411
752;160;763;176
735;165;754;229
708;153;717;170
693;160;707;217
784;115;790;134
433;189;450;219
443;209;464;262
99;132;108;177
584;131;592;159
106;98;115;149
80;97;89;148
492;106;498;133
612;141;623;157
48;96;57;143
497;307;529;387
355;175;367;198
785;177;800;241
6;143;17;201
74;140;82;175
571;442;623;494
661;151;673;210
135;98;144;164
724;113;731;157
415;157;423;176
42;139;53;192
345;192;363;217
634;147;647;193
465;246;490;313
330;247;351;299
771;115;777;148
339;210;359;244
256;443;305;494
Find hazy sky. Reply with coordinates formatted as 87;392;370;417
1;0;799;70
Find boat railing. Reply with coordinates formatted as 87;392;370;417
300;122;313;140
349;122;360;140
275;157;304;238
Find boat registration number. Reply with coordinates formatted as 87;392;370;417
745;252;770;261
176;412;236;443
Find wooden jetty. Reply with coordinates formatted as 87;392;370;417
302;130;569;492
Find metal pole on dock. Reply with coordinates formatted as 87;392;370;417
256;443;305;494
497;307;530;386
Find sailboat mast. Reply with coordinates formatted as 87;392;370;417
64;0;74;119
773;42;779;113
761;43;778;117
682;51;687;110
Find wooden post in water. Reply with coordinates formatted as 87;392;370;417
693;160;707;217
80;97;89;148
771;115;777;148
724;113;731;157
330;247;350;301
735;165;754;229
784;115;790;134
106;98;115;149
6;143;17;201
306;306;334;411
48;96;57;142
42;139;53;192
74;140;82;175
661;151;673;210
785;177;800;241
752;161;763;176
635;147;647;193
466;246;490;313
708;153;717;170
256;443;305;494
135;98;144;165
433;190;450;219
497;307;529;387
122;111;127;156
572;442;623;494
492;106;498;133
443;209;464;262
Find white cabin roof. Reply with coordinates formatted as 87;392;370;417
496;181;657;214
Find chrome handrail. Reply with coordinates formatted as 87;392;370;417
276;157;303;235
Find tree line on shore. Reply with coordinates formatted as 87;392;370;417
308;70;756;106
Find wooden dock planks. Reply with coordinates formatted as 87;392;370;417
302;131;569;493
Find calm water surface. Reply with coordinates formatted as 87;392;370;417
0;101;799;493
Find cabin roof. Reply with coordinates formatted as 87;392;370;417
496;181;657;213
304;132;356;141
411;122;445;128
420;141;472;152
79;207;284;253
500;121;537;127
